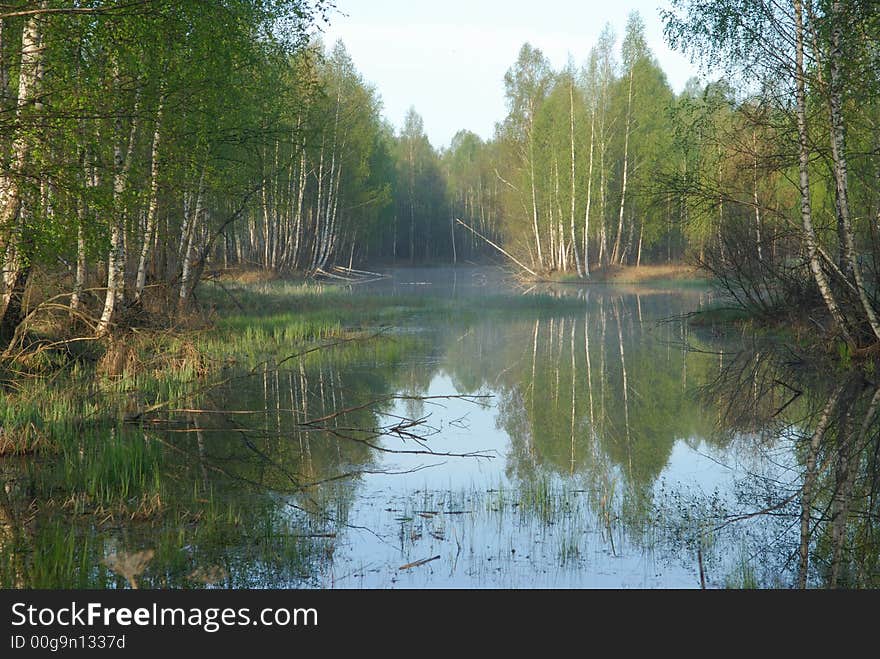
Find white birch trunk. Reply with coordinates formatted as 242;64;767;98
528;130;543;271
310;135;325;272
135;98;163;304
793;0;852;347
70;209;87;315
569;78;582;277
611;67;633;266
178;167;206;310
97;85;138;336
0;7;42;347
583;105;596;277
826;0;880;343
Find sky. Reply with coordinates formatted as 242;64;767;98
316;0;706;150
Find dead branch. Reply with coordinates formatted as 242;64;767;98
398;555;440;570
455;218;538;277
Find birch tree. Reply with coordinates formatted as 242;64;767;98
502;44;552;271
0;5;44;349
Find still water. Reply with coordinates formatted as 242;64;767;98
2;268;877;588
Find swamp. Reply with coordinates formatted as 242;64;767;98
1;1;879;590
2;267;878;588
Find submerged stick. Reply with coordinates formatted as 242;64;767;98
399;555;441;570
333;266;388;278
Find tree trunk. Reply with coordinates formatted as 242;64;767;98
598;140;607;266
717;156;726;265
529;131;543;271
97;88;139;336
611;67;633;266
96;156;126;334
583;105;596;277
178;166;206;311
569;78;581;277
70;209;87;315
826;0;880;343
793;0;853;348
636;223;643;267
408;135;415;265
310;133;328;270
0;7;43;351
292;147;306;270
450;215;456;264
0;17;8;108
753;134;763;262
0;262;29;351
271;140;282;270
260;146;271;269
135;98;163;304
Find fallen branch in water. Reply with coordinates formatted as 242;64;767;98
399;555;440;570
300;394;492;426
334;266;388;278
313;266;387;284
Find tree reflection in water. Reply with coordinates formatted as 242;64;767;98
694;344;880;588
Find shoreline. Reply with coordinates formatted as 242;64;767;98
520;264;707;285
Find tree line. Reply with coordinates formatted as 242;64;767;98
0;1;331;351
0;1;454;355
1;2;879;354
438;3;880;351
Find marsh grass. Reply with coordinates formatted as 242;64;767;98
0;493;329;588
375;478;620;584
348;475;773;588
724;549;760;589
0;422;55;455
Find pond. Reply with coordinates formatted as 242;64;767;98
2;267;877;588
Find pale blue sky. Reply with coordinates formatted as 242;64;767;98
318;1;704;149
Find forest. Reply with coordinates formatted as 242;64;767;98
0;1;878;352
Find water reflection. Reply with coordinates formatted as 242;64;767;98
2;269;877;587
696;345;880;588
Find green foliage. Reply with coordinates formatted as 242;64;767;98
448;14;685;274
